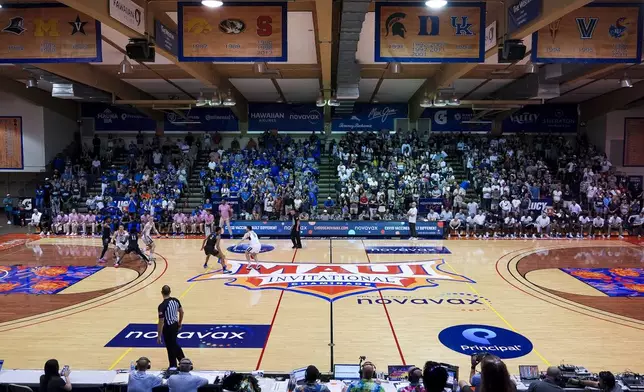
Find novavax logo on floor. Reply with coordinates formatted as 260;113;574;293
438;324;533;359
227;244;275;254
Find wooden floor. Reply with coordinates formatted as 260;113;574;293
0;235;643;374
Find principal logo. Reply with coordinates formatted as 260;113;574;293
219;19;245;34
2;17;26;35
576;17;598;39
105;323;270;348
189;259;474;302
438;324;533;359
385;12;407;38
609;17;630;39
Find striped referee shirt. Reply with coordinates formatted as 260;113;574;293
158;297;182;326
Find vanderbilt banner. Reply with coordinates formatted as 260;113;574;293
532;4;642;63
0;4;101;63
375;2;485;63
178;2;287;62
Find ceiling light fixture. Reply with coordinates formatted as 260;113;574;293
328;91;340;107
196;92;207;107
620;74;633;88
425;0;447;9
433;96;447;107
119;55;133;74
222;89;236;106
202;0;223;8
448;96;461;106
390;62;402;74
525;62;538;74
419;92;432;108
316;91;326;107
25;77;38;88
253;62;266;74
211;90;222;106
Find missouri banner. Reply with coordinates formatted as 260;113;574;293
624;118;644;167
532;4;642;63
375;2;485;63
178;2;287;62
0;117;23;170
0;4;101;63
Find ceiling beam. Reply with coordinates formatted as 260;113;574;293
407;0;593;121
57;0;248;122
580;81;644;122
0;75;78;121
315;0;333;122
34;63;163;121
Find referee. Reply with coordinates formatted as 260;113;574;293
157;285;185;369
290;209;302;249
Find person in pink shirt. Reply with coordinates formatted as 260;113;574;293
61;213;70;236
54;213;64;235
204;212;215;236
68;210;79;236
172;212;185;235
218;200;233;238
87;212;96;236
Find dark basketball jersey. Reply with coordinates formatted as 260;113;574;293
205;234;218;249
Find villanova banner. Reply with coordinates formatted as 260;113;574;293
332;104;407;132
248;103;324;133
375;2;485;63
178;2;287;62
0;4;102;63
227;220;443;238
82;104;156;132
532;4;643;63
164;108;238;132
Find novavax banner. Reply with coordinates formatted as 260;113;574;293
248;103;323;132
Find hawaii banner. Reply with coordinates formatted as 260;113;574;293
178;2;287;62
332;104;407;132
164;108;238;132
82;104;156;132
0;117;23;169
0;4;101;63
249;103;323;133
532;4;643;63
375;2;485;63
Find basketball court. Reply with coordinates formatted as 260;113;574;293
0;235;643;374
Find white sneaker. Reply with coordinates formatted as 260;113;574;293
619;235;624;239
6;220;10;225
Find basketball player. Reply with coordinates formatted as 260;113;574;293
448;215;462;238
535;212;551;238
591;214;605;238
112;224;129;267
519;212;534;238
142;217;160;263
98;218;112;263
607;214;624;239
237;226;261;270
578;212;591;238
125;228;150;264
201;226;229;272
504;212;518;238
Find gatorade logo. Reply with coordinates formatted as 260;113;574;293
438;324;533;359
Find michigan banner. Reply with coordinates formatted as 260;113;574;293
375;2;485;63
532;4;642;63
0;4;101;63
178;2;287;62
0;117;23;169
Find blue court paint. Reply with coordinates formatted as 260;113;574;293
365;246;451;254
438;324;533;359
227;244;275;253
105;324;270;348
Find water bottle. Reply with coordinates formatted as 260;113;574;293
130;361;136;373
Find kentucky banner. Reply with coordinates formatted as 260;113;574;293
249;103;323;133
164;108;238;132
332;104;407;132
82;104;156;132
0;117;23;169
532;4;643;63
502;105;577;133
420;109;491;132
0;4;101;63
375;2;485;63
178;2;287;62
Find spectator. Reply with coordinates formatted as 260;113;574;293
346;362;384;392
40;359;72;392
295;365;330;392
3;193;12;224
422;362;448;392
460;355;515;392
29;209;42;234
128;357;163;392
397;367;425;392
527;367;563;392
167;358;208;392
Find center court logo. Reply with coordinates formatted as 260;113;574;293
438;324;533;359
188;259;474;302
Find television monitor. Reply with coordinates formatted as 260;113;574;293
334;364;361;380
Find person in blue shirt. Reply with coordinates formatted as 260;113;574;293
35;186;45;211
323;197;335;212
3;194;12;225
127;357;163;392
167;358;208;392
128;197;138;214
203;199;213;212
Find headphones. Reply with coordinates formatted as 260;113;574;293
408;367;422;383
136;357;151;371
305;366;320;381
359;361;376;378
179;358;194;372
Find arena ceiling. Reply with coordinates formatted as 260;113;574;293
1;0;644;123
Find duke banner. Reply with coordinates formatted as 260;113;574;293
375;2;485;63
0;4;102;63
164;108;238;132
0;117;23;169
249;103;324;133
332;104;407;132
82;104;156;132
178;2;287;62
532;4;643;63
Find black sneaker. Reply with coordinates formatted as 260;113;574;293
203;263;208;268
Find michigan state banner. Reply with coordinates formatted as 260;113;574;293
0;4;101;63
375;2;485;63
532;3;643;63
178;2;287;62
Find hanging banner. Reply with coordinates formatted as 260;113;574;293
178;2;287;62
532;4;643;63
0;4;102;63
0;117;23;169
508;0;542;33
164;108;238;132
155;20;177;56
332;104;407;132
374;2;485;63
249;103;323;133
82;104;156;132
624;118;644;166
109;0;144;35
502;105;578;133
421;108;492;132
485;21;497;52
